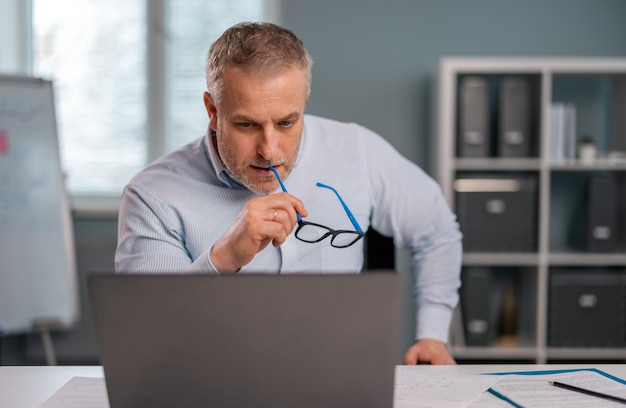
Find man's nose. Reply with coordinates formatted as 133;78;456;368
257;127;280;159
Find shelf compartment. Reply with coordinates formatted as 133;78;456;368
548;267;626;349
455;171;539;253
549;171;626;254
551;73;626;159
459;266;538;349
455;73;541;159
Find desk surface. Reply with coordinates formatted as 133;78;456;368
2;364;626;408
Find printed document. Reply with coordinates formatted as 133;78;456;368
468;369;626;407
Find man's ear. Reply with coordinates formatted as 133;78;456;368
204;92;218;131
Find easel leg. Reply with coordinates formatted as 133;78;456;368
39;328;57;366
33;320;59;366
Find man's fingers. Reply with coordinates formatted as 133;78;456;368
213;193;305;271
261;192;307;220
267;209;295;247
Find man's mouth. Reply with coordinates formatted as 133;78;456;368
251;165;274;173
251;162;286;172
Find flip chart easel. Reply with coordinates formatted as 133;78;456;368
0;75;79;365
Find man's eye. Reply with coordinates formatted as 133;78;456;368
279;121;293;128
239;122;252;128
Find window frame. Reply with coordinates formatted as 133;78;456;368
2;0;280;215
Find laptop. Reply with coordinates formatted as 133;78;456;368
87;272;401;408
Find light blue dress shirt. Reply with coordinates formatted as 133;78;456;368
116;114;462;342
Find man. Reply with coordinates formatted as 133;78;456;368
116;22;462;365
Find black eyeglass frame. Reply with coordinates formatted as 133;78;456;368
294;219;365;248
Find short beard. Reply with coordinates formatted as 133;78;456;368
213;129;296;195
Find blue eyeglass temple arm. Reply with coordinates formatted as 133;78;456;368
268;166;302;221
268;167;363;232
315;182;364;233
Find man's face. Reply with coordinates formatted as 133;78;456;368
205;66;308;194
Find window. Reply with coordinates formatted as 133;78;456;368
33;0;147;196
165;1;265;152
27;0;271;207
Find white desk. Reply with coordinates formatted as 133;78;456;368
2;364;626;408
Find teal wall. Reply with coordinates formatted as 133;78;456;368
282;0;626;170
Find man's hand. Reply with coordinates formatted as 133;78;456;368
210;192;307;273
403;338;456;365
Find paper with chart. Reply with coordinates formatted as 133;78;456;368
393;366;498;408
39;377;109;408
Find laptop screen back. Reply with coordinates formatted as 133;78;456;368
88;272;400;408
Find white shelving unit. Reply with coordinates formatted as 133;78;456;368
436;58;626;363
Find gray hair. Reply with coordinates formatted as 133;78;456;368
205;22;313;107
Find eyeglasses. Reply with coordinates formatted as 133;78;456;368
268;167;365;248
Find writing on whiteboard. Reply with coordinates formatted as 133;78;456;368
0;98;58;231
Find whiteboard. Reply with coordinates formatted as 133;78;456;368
0;75;79;335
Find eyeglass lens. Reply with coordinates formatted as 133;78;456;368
296;222;363;248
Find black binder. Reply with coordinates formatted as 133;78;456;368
498;76;531;157
461;267;495;346
458;76;490;157
587;174;617;252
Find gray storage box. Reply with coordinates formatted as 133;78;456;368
549;269;626;348
454;175;537;252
